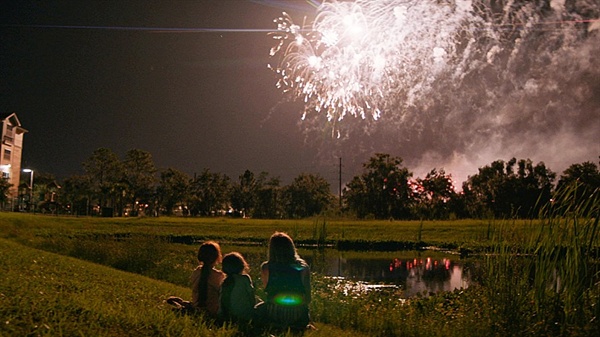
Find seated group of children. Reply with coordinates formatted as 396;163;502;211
167;232;312;331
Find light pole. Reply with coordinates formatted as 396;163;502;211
22;169;34;212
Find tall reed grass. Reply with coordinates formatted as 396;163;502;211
313;217;328;246
481;186;599;335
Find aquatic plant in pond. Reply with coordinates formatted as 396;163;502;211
312;217;328;246
530;186;600;330
481;186;599;335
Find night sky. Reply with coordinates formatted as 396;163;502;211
1;1;599;191
1;1;328;182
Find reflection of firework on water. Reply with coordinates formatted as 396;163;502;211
268;0;600;184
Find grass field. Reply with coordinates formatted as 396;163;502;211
0;212;534;251
1;211;598;336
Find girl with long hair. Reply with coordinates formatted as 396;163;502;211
167;241;225;316
258;232;311;329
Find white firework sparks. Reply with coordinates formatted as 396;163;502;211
268;0;599;190
268;0;488;130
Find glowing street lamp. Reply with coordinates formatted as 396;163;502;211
22;168;34;211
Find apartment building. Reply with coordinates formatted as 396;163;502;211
1;113;28;202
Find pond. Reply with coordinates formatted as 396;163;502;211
221;244;476;298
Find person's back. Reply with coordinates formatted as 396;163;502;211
191;266;224;316
261;261;310;328
166;241;224;316
258;232;311;330
220;273;256;322
263;261;306;302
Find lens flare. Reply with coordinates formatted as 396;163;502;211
273;293;304;306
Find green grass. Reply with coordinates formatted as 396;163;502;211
0;238;369;337
0;238;213;336
0;236;504;337
0;212;540;252
1;194;599;337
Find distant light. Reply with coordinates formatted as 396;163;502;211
23;169;33;173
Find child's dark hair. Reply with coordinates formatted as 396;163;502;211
222;252;249;275
197;241;222;308
220;252;249;319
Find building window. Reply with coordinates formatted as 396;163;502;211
1;171;9;179
3;149;10;161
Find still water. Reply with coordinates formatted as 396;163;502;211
222;245;475;298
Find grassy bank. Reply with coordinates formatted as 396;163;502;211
1;200;599;336
0;238;223;336
0;238;369;337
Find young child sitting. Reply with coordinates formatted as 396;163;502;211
167;241;225;316
257;232;312;330
218;252;257;323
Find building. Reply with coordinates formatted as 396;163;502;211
1;113;28;207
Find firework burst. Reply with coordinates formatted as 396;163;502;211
267;0;599;186
268;0;492;132
268;0;598;138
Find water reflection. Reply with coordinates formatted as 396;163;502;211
304;249;473;297
221;245;474;298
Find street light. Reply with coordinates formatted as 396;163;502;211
22;168;34;212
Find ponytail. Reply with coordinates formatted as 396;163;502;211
196;241;221;308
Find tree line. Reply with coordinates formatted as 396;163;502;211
3;148;599;219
